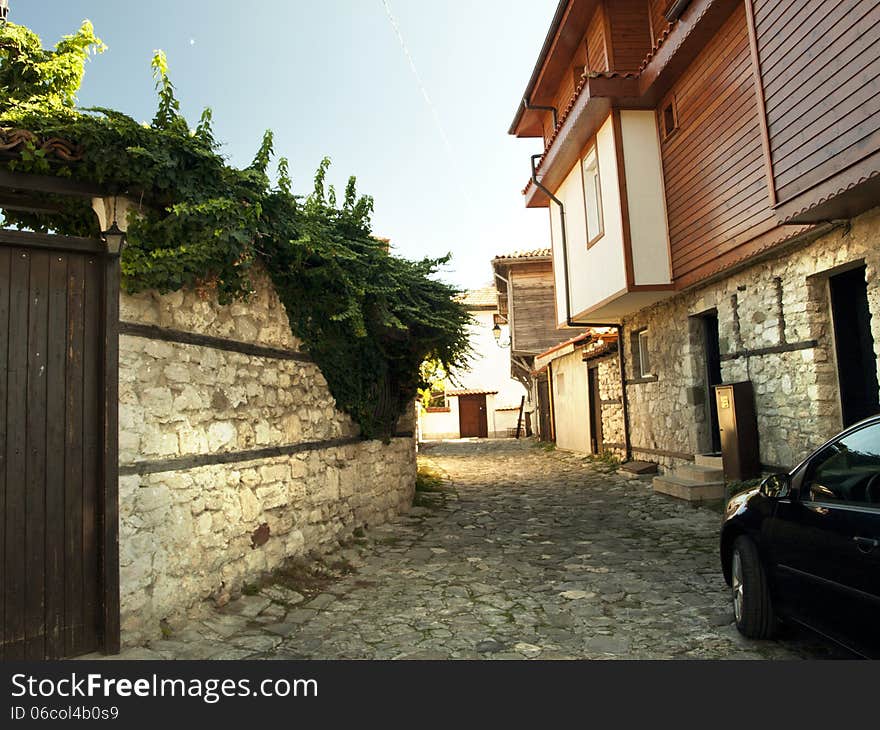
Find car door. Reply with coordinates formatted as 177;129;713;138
768;421;880;655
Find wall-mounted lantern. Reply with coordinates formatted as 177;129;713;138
492;322;511;349
92;195;135;257
101;221;126;256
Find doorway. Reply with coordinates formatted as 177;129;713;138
587;366;603;454
829;265;880;427
458;394;488;438
699;311;723;453
536;375;553;442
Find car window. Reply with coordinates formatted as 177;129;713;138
803;423;880;506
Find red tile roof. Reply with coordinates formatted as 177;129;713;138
535;331;593;360
447;389;499;397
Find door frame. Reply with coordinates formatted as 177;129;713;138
0;229;120;657
827;263;880;428
693;310;722;453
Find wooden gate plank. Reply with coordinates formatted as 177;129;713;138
4;249;30;659
64;255;85;657
0;247;10;661
81;256;101;653
25;251;49;660
44;254;68;659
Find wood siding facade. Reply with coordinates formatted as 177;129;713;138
508;261;572;355
752;0;880;219
660;2;778;283
606;0;653;72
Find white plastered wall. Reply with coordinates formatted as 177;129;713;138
549;115;628;325
620;110;673;286
550;349;591;453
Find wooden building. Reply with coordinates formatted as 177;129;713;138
418;287;528;440
510;0;880;494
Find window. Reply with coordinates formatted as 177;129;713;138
556;372;566;397
803;423;880;505
582;145;603;246
660;98;678;139
632;329;651;378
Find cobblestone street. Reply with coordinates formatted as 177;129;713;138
114;440;842;660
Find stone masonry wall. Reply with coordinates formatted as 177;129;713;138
621;207;880;472
118;267;416;645
596;353;625;457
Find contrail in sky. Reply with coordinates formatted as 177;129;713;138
380;0;455;159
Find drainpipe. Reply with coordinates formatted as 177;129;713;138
522;97;558;134
531;153;577;329
616;325;632;462
530;156;632;460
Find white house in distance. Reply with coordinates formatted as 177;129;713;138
419;286;528;440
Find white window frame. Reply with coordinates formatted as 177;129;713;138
637;330;652;378
582;144;604;247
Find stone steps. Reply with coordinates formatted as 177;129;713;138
676;463;724;482
694;453;723;469
652;473;725;502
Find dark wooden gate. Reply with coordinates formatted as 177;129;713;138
536;374;553;442
458;394;488;438
587;366;603;454
1;230;119;659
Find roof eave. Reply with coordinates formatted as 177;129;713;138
508;0;571;136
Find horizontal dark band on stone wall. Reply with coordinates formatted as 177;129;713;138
119;321;313;363
121;436;367;476
602;442;695;461
625;375;659;385
720;339;818;361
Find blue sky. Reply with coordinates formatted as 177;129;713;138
13;0;556;290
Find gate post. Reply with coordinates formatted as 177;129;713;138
100;251;120;654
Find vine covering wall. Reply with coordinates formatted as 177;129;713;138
0;20;471;438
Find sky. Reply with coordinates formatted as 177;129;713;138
11;0;557;290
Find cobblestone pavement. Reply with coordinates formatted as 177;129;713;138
113;439;845;660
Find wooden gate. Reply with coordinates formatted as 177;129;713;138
0;230;119;659
587;366;603;454
536;374;553;442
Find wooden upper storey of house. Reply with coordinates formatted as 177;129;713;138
493;249;587;354
510;0;672;143
510;0;880;295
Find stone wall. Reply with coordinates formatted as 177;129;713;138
117;267;416;645
621;207;880;471
595;353;625;456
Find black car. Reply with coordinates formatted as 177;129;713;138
721;414;880;658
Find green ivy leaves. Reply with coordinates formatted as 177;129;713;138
0;20;471;439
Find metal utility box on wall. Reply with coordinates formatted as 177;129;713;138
713;381;760;481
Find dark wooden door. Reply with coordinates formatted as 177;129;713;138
458;394;488;438
1;239;117;659
588;366;603;454
701;312;723;453
537;375;553;442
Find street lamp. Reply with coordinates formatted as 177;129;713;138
492;322;510;349
101;220;126;256
0;0;10;24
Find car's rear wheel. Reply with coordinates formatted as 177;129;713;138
731;535;775;639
